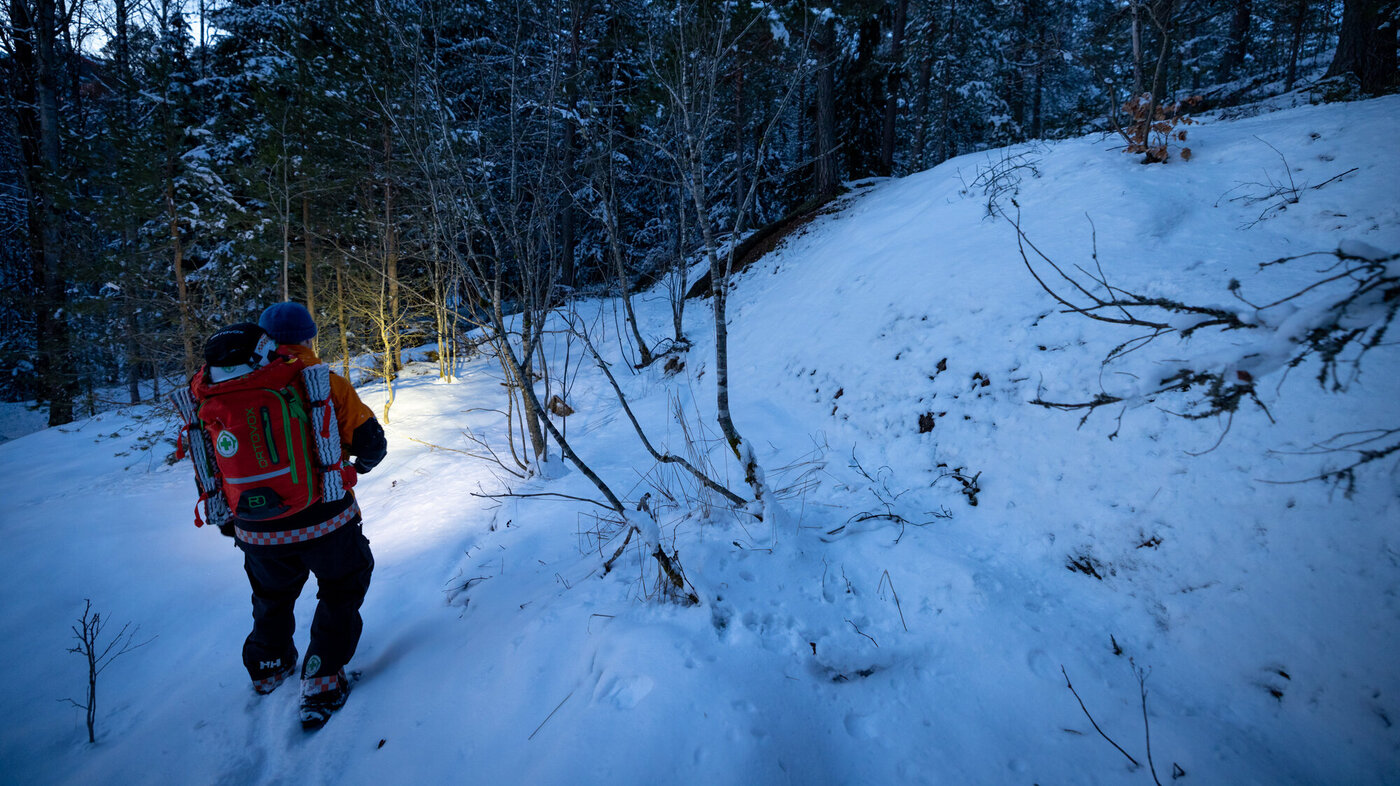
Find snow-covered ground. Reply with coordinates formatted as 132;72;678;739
0;400;48;444
1;95;1397;785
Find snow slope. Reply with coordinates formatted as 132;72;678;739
0;401;48;445
1;96;1397;785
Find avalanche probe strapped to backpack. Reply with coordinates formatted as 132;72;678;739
172;330;354;529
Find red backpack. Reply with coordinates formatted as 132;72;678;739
175;350;354;526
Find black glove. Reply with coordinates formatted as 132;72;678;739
350;418;387;474
218;521;237;539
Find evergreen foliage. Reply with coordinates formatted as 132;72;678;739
0;0;1389;417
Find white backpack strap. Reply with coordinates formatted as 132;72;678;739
301;363;346;503
170;386;231;528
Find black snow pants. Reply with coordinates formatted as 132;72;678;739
239;521;374;685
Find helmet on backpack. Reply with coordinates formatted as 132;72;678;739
203;323;280;383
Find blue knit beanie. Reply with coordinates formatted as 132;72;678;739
258;302;318;345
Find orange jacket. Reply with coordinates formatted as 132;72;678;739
283;344;374;454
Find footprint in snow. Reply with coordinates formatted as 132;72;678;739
844;711;878;739
1027;649;1056;680
596;675;655;709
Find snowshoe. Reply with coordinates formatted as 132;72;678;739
299;669;352;731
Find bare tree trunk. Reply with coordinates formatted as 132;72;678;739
659;9;773;506
912;53;932;169
594;73;654;367
377;261;395;423
494;297;548;466
559;1;582;290
336;252;350;378
302;195;315;326
686;148;765;506
671;185;687;346
1151;0;1177;106
733;53;747;212
1286;0;1310;91
123;296;141;403
435;280;449;380
155;0;199;377
168;179;197;377
497;325;695;601
879;0;909;175
575;321;746;506
1008;2;1029;136
427;223;451;381
1141;0;1177;157
601;186;654;367
115;0;141;404
279;144;291;301
938;0;959;163
11;0;77;425
1131;0;1145;96
383;127;402;379
1032;32;1045;139
1219;0;1253;82
796;74;807;180
560;122;577;291
1327;0;1398;93
1023;0;1045;139
814;16;839;197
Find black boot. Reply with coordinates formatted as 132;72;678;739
250;645;298;695
299;668;351;730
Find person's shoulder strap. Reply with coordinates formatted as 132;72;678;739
329;371;374;442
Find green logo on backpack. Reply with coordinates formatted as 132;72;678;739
216;431;238;458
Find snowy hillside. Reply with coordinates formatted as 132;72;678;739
2;95;1397;785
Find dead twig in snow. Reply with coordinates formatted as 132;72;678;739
528;690;575;741
877;570;909;632
1135;662;1165;786
845;619;879;648
471;490;613;510
1061;665;1141;768
405;434;527;479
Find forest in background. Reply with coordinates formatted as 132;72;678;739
3;0;1396;448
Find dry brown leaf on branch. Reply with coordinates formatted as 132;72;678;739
547;394;575;417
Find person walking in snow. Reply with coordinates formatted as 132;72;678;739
192;303;387;729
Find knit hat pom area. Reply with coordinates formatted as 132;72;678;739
259;302;318;345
